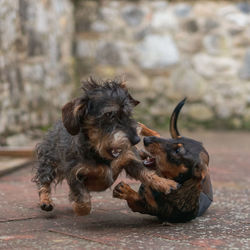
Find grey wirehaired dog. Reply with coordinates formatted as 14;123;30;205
33;78;178;216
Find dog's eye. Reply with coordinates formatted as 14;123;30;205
176;147;185;154
104;112;113;118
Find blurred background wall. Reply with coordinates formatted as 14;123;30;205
0;0;250;146
0;0;74;145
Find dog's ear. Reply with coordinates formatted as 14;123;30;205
62;98;86;135
128;94;140;106
193;151;209;179
193;162;208;180
119;81;140;106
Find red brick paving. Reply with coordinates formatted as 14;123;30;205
0;131;249;249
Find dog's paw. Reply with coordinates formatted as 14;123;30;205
72;202;91;216
113;181;131;200
152;176;179;195
40;202;54;212
164;179;180;194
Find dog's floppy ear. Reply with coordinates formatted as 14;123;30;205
62;98;87;135
193;151;209;180
193;161;208;180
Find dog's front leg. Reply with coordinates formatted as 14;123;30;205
68;175;91;216
113;182;158;215
124;154;179;194
140;169;179;194
110;155;130;181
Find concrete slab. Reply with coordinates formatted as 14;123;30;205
0;131;249;249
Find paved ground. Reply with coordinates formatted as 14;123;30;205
0;131;249;249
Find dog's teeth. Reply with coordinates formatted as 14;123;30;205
144;157;151;164
111;149;121;158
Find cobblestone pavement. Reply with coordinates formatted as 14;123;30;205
0;131;249;249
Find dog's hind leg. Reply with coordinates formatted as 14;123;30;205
38;184;53;211
34;161;57;212
68;173;91;216
33;140;60;211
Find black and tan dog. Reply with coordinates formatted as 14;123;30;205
33;78;178;216
113;99;213;222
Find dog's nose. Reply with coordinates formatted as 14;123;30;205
143;137;151;147
131;135;141;146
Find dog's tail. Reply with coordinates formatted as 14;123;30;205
169;98;186;138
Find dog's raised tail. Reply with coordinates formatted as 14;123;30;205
170;98;187;139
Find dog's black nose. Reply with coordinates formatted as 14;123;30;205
131;135;141;146
143;137;151;147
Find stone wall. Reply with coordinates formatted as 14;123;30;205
74;1;250;130
0;0;74;145
1;0;250;146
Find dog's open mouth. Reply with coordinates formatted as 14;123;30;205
143;156;156;168
110;148;122;158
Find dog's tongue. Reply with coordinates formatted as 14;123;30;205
143;157;155;168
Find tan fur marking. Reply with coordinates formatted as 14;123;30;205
140;170;178;194
72;201;91;216
113;149;137;166
72;163;114;192
39;184;52;206
148;147;188;179
145;142;162;155
196;151;209;179
87;127;130;160
138;122;160;137
113;182;150;213
143;186;158;209
73;103;83;117
87;127;112;160
120;81;127;89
